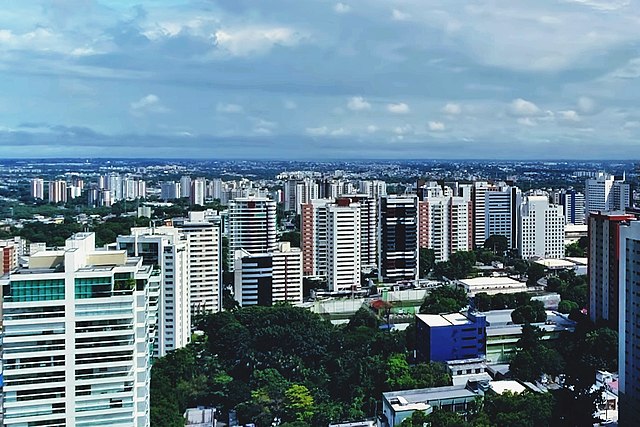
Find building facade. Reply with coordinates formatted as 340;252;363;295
1;233;155;426
379;195;419;283
518;195;565;259
227;197;277;271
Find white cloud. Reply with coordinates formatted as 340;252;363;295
367;125;378;133
517;117;537;126
394;124;413;134
392;9;411;21
442;103;462;115
284;100;297;110
334;3;351;14
510;98;541;116
306;126;329;136
214;27;303;56
564;0;631;12
577;97;596;114
330;127;349;136
559;110;581;122
347;96;371;111
428;121;446;131
216;103;243;113
387;103;410;114
130;94;169;115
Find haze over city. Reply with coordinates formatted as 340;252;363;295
1;0;639;159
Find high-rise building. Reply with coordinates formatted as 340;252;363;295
379;195;419;283
177;212;222;313
228;197;277;271
117;227;190;357
618;220;640;423
485;184;521;250
48;179;67;203
472;181;490;248
518;195;565;259
210;178;223;200
160;181;180;201
588;212;636;328
418;195;472;262
233;242;303;306
558;189;586;225
180;176;192;198
301;199;361;291
358;180;387;201
585;172;630;216
30;178;44;199
343;194;378;271
190;178;206;206
1;232;156;426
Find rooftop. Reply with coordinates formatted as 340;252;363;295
416;312;473;327
458;277;523;287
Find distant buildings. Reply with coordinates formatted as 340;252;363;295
1;232;155;426
227;197;277;271
30;177;44;199
585;172;630;216
517;195;565;259
484;183;521;250
379;195;419;283
48;179;67;203
588;212;636;328
233;242;303;306
557;188;586;225
190;178;206;206
618;220;640;423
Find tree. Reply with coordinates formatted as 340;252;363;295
419;286;468;314
347;307;380;330
284;384;315;422
474;292;492;312
511;301;546;324
558;300;578;314
386;354;415;390
565;242;585;257
526;262;546;287
419;248;436;278
484;234;509;253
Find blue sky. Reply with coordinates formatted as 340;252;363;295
1;0;639;159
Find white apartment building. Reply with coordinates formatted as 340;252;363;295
618;220;640;423
117;227;190;358
1;232;156;426
518;195;565;259
48;179;67;203
160;181;181;201
180;176;192;198
585;172;630;216
190;178;206;206
177;212;222;313
301;199;361;291
30;178;44;199
233;242;303;306
227;197;277;271
343;194;378;271
418;194;472;262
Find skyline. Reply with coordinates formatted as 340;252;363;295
1;1;640;159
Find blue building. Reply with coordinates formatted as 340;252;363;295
416;311;486;363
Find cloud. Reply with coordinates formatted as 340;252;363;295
577;97;596;114
387;103;410;114
394;124;413;134
216;103;244;113
509;98;541;116
428;121;446;131
517;117;537;126
347;96;371;111
334;3;351;14
367;125;378;133
306;126;328;136
559;110;581;122
130;94;169;115
214;27;303;56
392;9;411;21
442;103;462;115
284;100;297;110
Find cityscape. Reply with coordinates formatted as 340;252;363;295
2;1;640;427
0;158;637;426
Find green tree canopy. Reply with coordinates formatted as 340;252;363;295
484;234;509;253
419;285;468;314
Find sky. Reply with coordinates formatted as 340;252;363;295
1;0;640;160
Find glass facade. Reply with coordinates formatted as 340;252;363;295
4;279;65;302
75;277;112;299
